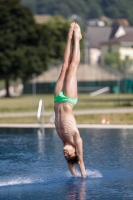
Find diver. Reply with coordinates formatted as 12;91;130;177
54;22;86;178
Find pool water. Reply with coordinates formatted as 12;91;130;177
0;128;133;200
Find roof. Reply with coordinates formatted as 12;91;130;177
86;27;112;48
124;26;133;33
101;31;133;45
86;25;133;48
115;18;129;26
109;24;119;39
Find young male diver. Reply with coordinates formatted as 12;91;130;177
54;22;86;178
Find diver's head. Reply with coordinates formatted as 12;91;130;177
63;144;78;164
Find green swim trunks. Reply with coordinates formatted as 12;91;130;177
54;91;78;106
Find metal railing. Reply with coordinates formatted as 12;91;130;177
37;99;44;133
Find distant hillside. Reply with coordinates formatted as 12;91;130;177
21;0;133;25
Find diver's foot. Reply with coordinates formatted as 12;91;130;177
74;23;82;40
68;22;75;39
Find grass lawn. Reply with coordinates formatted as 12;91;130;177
0;113;133;124
0;93;133;124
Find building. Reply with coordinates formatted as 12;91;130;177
100;31;133;70
85;25;133;65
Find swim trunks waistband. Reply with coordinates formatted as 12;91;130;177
54;91;78;106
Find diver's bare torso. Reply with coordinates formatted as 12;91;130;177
54;102;79;145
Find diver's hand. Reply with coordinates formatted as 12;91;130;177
81;174;86;178
76;172;86;178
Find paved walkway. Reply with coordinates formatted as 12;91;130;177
0;123;133;129
0;108;133;118
0;108;133;129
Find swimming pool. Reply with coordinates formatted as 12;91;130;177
0;127;133;200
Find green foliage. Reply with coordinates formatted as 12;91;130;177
41;16;84;61
86;0;103;19
100;0;133;25
0;1;73;96
21;0;133;25
42;16;71;60
0;0;44;82
104;51;124;72
38;0;87;18
104;51;133;75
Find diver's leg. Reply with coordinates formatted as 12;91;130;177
64;23;82;98
54;22;75;96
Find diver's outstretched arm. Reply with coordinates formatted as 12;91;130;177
67;162;77;176
74;134;86;178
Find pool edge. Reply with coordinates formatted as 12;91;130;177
0;123;133;129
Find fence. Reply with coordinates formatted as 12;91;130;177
23;79;133;94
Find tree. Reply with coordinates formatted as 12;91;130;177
0;1;63;97
21;0;133;25
21;0;36;13
0;1;77;97
104;51;123;72
88;3;103;19
42;16;70;60
104;6;120;18
0;0;48;97
104;51;133;77
41;16;84;61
